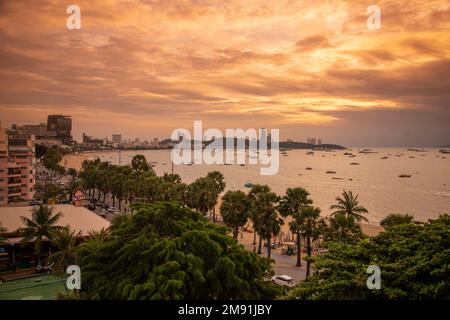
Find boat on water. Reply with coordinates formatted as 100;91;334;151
398;174;412;178
439;149;450;154
381;156;389;159
244;182;255;188
343;152;352;156
306;167;312;170
326;171;336;174
350;162;359;165
306;151;314;155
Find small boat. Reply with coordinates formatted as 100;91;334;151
306;151;314;155
409;156;415;159
244;182;255;188
306;167;312;170
350;162;359;165
398;174;412;178
343;152;352;156
381;156;388;159
326;171;336;174
240;164;245;167
332;177;344;180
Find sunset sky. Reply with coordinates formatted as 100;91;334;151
0;0;449;146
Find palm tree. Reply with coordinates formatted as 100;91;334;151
279;187;313;267
325;213;363;244
330;190;369;222
206;171;225;222
65;179;81;202
131;154;151;173
20;205;63;266
249;185;282;257
299;206;326;280
87;227;110;242
248;185;269;249
48;227;80;273
186;177;215;216
380;213;415;230
220;190;251;239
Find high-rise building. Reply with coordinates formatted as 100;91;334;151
47;115;73;145
318;139;322;145
0;128;35;206
112;134;122;144
17;123;48;138
307;138;317;145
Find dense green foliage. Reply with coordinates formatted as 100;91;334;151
287;214;450;299
76;202;279;300
380;213;415;230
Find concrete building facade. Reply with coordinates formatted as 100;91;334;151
0;129;35;206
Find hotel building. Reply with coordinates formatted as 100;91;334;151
0;128;35;206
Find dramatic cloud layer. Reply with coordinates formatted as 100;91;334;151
0;0;449;146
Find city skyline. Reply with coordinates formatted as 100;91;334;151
0;0;449;147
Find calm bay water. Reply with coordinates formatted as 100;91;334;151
65;148;450;225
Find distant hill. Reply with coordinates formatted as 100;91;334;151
161;138;345;150
279;141;345;150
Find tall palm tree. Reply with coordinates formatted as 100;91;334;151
206;171;225;222
48;227;80;273
330;190;369;222
248;185;269;249
20;205;63;266
299;206;326;280
249;185;282;257
131;154;151;173
220;190;251;239
279;187;313;267
380;213;415;230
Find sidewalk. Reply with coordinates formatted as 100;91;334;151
237;230;307;283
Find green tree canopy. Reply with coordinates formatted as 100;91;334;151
287;214;450;299
76;202;279;300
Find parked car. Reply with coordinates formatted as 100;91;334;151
107;206;117;214
29;199;43;206
99;208;108;217
271;275;296;287
264;241;277;249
